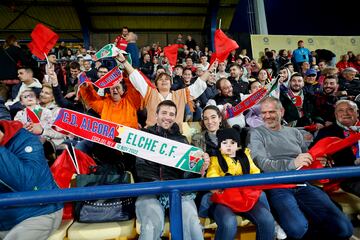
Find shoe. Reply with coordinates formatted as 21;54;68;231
275;221;287;240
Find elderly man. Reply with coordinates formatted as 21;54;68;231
0;120;63;240
248;97;353;239
338;67;360;98
313;100;360;197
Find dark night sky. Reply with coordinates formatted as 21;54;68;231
230;0;358;36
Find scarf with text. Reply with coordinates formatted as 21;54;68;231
225;76;279;119
53;108;205;173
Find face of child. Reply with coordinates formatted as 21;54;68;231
220;139;238;157
20;91;37;107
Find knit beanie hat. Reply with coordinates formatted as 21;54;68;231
216;125;241;146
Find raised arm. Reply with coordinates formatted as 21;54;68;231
188;61;218;99
115;52;149;98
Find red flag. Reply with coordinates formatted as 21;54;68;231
26;108;40;124
303;124;318;132
214;29;239;63
28;24;59;60
302;133;360;172
163;44;182;67
50;146;96;219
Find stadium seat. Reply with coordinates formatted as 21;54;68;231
330;189;360;218
67;219;136;240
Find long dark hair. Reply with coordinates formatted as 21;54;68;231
200;105;229;131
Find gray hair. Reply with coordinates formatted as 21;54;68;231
342;67;358;75
335;99;358;112
260;96;283;110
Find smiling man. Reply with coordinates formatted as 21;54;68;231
313;100;360;197
314;75;340;125
135;100;205;240
280;72;321;127
79;63;141;129
248;96;353;239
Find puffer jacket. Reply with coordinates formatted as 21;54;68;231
0;120;63;231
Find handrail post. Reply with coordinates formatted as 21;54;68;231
169;189;183;240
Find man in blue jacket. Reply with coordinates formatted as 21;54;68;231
0;120;63;240
292;40;312;72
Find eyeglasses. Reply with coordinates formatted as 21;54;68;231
21;93;36;99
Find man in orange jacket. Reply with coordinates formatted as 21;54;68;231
79;59;142;129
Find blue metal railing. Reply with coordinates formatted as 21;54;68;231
1;167;360;240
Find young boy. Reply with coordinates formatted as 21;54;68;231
14;89;53;136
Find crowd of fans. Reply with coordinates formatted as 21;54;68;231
1;26;360;240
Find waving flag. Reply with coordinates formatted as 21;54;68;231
164;44;182;67
210;29;238;65
28;24;59;60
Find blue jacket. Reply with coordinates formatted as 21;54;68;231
126;43;140;68
292;47;312;64
0;123;63;231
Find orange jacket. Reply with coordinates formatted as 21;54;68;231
79;76;141;129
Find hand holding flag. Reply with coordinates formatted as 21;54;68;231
28;24;59;60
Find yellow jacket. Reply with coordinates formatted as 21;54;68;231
206;148;260;178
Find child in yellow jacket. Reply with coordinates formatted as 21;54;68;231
204;127;280;240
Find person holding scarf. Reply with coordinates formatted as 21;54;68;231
313;100;360;196
249;97;353;239
135;100;209;240
116;51;217;127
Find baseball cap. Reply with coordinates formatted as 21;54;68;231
305;69;317;76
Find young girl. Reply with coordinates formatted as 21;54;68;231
205;126;277;240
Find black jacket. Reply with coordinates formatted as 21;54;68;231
228;77;249;95
280;89;322;127
136;123;192;182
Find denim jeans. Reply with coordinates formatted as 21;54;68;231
209;192;275;240
266;184;353;239
135;195;203;240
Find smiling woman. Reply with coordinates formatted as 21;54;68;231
192;105;229;156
